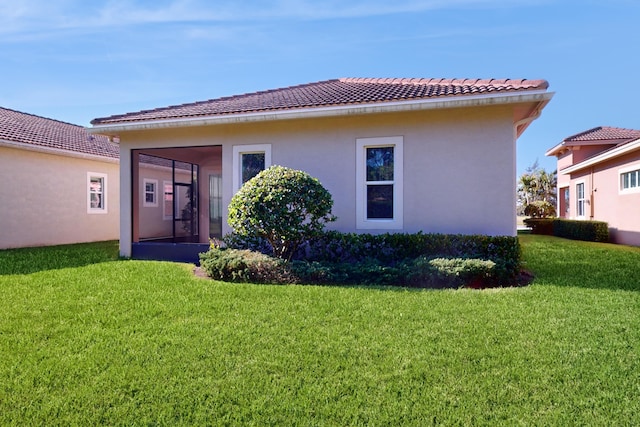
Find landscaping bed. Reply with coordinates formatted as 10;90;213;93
201;231;522;288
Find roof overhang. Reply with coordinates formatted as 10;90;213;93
88;90;554;136
560;138;640;174
545;142;567;157
0;139;119;164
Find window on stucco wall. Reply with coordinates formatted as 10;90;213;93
356;136;403;230
620;168;640;192
576;182;585;218
143;178;158;207
87;172;107;214
232;144;272;192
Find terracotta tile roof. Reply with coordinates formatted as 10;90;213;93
91;77;549;125
563;126;640;143
0;106;118;159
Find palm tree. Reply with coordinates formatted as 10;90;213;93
517;161;557;215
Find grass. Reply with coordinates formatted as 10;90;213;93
1;237;639;425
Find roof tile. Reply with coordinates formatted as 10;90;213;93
563;126;640;143
91;77;549;125
0;107;118;159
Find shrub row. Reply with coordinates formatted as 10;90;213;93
553;218;609;242
199;246;499;289
218;231;522;287
524;218;609;242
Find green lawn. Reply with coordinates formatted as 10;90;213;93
1;236;639;425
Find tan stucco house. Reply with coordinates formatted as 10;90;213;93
90;78;553;260
0;107;120;249
546;126;640;246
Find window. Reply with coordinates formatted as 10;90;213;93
143;179;158;207
621;167;640;192
163;181;173;220
576;182;585;217
356;136;403;229
87;172;107;214
233;144;271;192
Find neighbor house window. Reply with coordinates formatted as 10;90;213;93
620;167;640;192
163;181;173;220
87;172;107;214
576;182;585;217
143;179;158;207
232;144;272;192
356;136;403;229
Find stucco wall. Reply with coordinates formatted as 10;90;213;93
115;105;518;256
562;150;640;246
0;146;119;249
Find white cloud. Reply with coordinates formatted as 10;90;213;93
0;0;549;37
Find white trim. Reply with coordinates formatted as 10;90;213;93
356;136;403;230
575;180;586;219
143;178;158;207
232;144;272;192
619;163;640;195
561;138;640;174
87;172;108;214
89;91;554;134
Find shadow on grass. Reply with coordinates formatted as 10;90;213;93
519;234;640;292
0;241;121;275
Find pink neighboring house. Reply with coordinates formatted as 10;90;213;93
0;107;120;249
546;126;640;246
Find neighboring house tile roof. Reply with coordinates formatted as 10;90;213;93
0;106;119;159
91;77;549;125
563;126;640;143
548;125;640;173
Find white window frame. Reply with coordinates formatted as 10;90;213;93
575;181;586;219
232;144;272;192
619;163;640;194
356;136;403;230
143;178;158;207
87;172;108;214
163;180;173;220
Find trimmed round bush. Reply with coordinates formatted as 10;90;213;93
228;165;336;260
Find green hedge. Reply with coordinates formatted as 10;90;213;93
220;231;522;287
553;219;609;242
522;218;609;242
200;247;501;289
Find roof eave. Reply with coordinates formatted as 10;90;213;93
89;90;554;135
0;139;119;163
545;142;565;157
560;138;640;174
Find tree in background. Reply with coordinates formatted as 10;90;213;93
517;160;557;217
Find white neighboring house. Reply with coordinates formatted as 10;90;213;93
0;107;120;249
90;77;553;261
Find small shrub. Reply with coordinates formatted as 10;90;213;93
524;200;556;218
227;166;336;260
288;260;339;284
406;257;496;288
553;219;609;242
199;247;294;284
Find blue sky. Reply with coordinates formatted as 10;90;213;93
1;0;638;175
